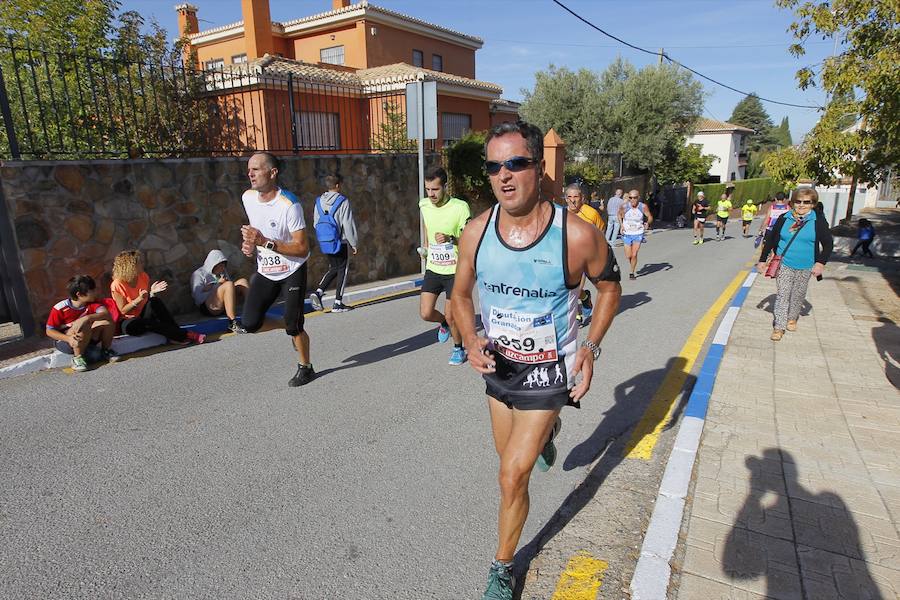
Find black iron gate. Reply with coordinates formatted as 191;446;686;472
0;183;34;336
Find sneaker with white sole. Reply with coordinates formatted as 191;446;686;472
437;325;451;343
72;356;88;372
448;346;466;365
309;291;324;311
331;302;354;313
482;560;515;600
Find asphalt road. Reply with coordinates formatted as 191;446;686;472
0;220;760;599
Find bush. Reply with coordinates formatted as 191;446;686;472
443;130;494;214
564;161;614;189
694;177;783;206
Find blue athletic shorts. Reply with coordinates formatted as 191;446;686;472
622;234;643;246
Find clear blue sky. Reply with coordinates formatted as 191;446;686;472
122;0;835;141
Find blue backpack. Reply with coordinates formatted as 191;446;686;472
314;194;346;254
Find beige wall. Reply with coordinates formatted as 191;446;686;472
292;23;367;68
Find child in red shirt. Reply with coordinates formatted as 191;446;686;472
45;275;119;372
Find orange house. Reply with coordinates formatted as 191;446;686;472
176;0;520;151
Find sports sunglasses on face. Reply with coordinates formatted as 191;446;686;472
484;156;537;175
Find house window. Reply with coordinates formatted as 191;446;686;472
231;53;247;64
320;45;345;65
432;54;443;72
412;49;424;67
441;112;471;146
296;111;341;150
204;58;224;70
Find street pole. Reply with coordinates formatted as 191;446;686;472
843;115;866;224
417;79;426;274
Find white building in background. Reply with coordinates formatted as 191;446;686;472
685;118;754;182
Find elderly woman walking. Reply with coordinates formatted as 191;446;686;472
757;188;833;341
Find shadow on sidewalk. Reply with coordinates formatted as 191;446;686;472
511;356;693;595
872;318;900;389
755;293;812;317
723;448;884;600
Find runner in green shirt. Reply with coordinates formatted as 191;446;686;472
715;194;733;241
741;199;758;237
418;167;471;365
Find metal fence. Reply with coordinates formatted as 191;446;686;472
0;40;421;160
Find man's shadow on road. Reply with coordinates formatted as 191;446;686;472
723;448;884;599
512;356;694;594
315;329;436;378
617;291;651;314
636;263;672;277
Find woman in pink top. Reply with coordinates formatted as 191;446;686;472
110;250;204;344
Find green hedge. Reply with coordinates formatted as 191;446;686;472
694;178;783;206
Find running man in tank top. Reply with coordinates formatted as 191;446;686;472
454;121;622;600
758;191;791;243
617;189;653;280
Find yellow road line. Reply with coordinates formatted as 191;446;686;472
551;551;608;599
623;270;747;460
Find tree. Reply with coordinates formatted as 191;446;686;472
762;146;812;187
372;101;412;153
0;0;227;158
655;142;716;185
519;65;604;157
728;94;778;152
777;0;900;184
774;116;793;147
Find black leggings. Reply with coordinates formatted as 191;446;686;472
122;297;187;342
852;240;874;257
316;243;350;301
242;264;307;336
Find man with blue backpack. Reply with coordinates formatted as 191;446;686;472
309;174;359;313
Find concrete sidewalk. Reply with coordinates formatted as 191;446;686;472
672;264;900;599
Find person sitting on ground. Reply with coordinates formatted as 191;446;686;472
851;218;876;258
111;250;205;345
190;249;249;333
45;274;119;372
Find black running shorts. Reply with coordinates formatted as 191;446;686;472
241;264;307;336
421;269;455;299
484;354;579;410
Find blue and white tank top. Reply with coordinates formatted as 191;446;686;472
475;203;581;384
622;202;645;235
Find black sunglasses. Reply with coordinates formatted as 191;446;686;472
484;156;536;175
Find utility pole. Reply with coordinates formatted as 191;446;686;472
658;48;664;65
843;116;866;224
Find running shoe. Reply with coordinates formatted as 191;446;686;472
289;364;316;387
581;305;593;321
331;302;354;313
437;325;451;343
229;320;248;334
482;560;515;600
309;291;324;311
72;356;88;372
692;239;700;245
448;346;466;366
698;238;704;245
186;331;206;344
101;348;121;363
536;417;562;472
575;312;583;326
629;273;637;280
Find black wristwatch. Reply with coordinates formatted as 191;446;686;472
264;239;276;251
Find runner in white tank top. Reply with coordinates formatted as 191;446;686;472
617;189;653;280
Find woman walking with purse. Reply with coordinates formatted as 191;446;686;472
757;188;833;341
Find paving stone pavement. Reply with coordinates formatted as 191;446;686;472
672;266;900;600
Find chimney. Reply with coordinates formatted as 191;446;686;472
242;0;275;59
175;3;199;36
175;4;199;69
332;0;352;9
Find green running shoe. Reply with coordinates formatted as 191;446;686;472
482;560;515;600
536;416;562;472
71;356;88;372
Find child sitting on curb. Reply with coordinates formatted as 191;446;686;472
45;275;119;372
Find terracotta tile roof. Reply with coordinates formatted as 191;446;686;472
694;117;754;133
226;56;363;87
357;63;502;93
190;1;482;47
491;98;521;112
279;1;483;45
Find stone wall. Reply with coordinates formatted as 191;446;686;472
1;154;435;329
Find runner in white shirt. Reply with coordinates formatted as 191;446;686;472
239;152;315;387
617;189;653;280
